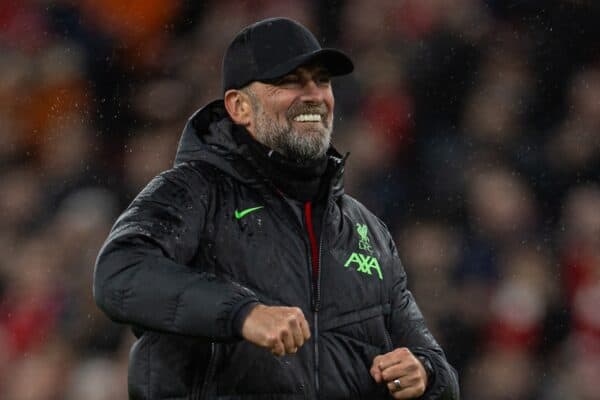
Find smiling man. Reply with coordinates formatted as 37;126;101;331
94;18;460;400
233;65;334;161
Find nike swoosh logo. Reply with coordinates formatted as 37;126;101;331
234;206;264;220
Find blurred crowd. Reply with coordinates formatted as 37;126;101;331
1;0;599;399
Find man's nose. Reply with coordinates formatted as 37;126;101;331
299;79;325;103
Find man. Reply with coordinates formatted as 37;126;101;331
94;17;459;399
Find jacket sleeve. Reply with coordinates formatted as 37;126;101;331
387;239;460;399
93;163;259;340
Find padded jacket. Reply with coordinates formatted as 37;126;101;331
93;100;460;399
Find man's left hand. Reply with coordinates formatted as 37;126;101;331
369;347;427;399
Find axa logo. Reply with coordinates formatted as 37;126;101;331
343;223;382;280
344;252;383;280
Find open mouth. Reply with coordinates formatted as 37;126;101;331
293;114;322;122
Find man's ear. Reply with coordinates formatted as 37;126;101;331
224;89;252;127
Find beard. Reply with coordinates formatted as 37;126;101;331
247;92;333;162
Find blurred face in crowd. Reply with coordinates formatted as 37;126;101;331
227;64;335;161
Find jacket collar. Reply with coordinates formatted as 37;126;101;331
174;100;346;198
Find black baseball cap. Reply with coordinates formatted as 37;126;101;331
222;17;354;93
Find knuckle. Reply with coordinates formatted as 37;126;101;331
291;306;303;315
265;334;278;346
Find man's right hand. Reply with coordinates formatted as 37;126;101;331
241;304;311;356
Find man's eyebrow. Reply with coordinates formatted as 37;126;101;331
278;71;300;79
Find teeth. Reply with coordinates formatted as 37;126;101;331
293;114;322;122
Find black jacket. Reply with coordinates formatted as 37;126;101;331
94;100;459;399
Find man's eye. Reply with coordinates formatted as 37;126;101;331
317;76;331;84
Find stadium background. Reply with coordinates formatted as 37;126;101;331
1;1;599;398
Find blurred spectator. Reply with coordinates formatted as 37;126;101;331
544;68;600;189
398;220;461;331
77;0;182;68
121;126;179;201
0;166;43;235
559;185;600;357
0;233;65;356
1;338;73;400
463;347;540;400
485;244;557;351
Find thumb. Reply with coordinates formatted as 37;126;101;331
370;359;383;383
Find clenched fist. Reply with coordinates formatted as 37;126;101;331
370;347;428;399
241;304;311;356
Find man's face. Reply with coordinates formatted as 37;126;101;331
244;65;335;161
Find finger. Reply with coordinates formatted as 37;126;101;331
387;374;425;399
370;367;382;383
281;329;296;354
284;313;304;347
270;338;286;356
390;384;426;399
372;354;383;367
386;375;409;393
379;347;411;370
377;358;401;374
300;317;311;340
387;377;403;395
370;355;384;382
381;361;417;382
290;321;305;349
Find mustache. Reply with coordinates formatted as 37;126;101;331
286;102;329;118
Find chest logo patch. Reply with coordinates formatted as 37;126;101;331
344;223;383;280
357;223;373;253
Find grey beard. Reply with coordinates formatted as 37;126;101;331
253;108;332;162
254;117;332;162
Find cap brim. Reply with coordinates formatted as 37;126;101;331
256;48;354;82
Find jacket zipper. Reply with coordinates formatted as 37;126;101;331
303;201;321;397
383;304;394;352
383;328;393;352
199;342;218;400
